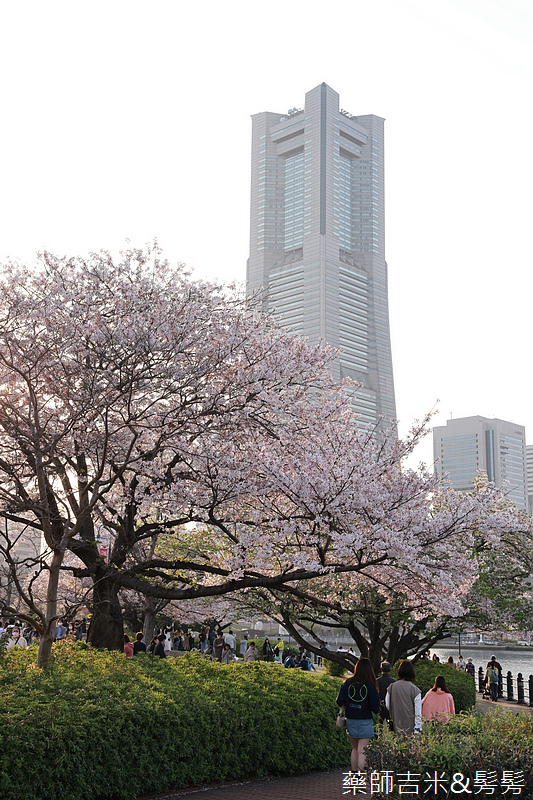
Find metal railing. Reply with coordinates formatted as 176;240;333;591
477;667;533;706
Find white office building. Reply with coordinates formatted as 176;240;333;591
433;416;528;511
247;83;396;430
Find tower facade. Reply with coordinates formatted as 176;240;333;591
247;83;396;429
526;444;533;514
433;416;528;511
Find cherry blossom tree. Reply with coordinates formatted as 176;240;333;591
228;485;529;671
0;242;347;663
230;582;453;673
0;244;521;667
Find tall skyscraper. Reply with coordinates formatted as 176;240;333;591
433;416;528;511
526;444;533;514
247;83;396;429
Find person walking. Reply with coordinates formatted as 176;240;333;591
386;660;422;735
376;661;395;725
153;634;167;658
486;659;500;702
239;635;248;658
213;631;224;662
275;637;285;663
421;675;455;721
55;621;66;640
6;626;28;649
465;658;475;677
75;619;87;641
244;641;259;662
224;630;236;653
221;644;233;664
262;638;274;662
486;655;503;698
336;657;380;772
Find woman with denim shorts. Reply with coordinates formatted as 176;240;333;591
336;657;380;772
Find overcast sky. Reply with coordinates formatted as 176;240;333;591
1;0;531;467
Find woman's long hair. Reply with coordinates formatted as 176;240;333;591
431;675;450;693
344;657;378;689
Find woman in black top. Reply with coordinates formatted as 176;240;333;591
336;657;380;772
262;638;273;662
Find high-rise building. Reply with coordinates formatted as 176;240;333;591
433;416;528;511
526;444;533;514
247;83;396;429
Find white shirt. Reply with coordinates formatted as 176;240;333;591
7;633;28;649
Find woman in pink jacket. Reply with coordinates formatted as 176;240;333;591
421;675;455;721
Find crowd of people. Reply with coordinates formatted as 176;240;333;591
0;617;89;647
123;625;319;671
427;650;504;701
3;617;504;712
1;616;505;699
427;650;476;676
1;617;314;670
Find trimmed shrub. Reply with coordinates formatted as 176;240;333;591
367;709;533;797
324;658;350;677
0;640;350;800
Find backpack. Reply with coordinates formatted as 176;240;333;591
488;666;499;683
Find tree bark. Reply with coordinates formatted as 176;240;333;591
142;601;158;645
87;574;124;650
37;548;62;668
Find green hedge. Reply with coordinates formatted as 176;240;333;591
393;659;477;713
324;658;349;677
0;641;349;800
367;710;533;797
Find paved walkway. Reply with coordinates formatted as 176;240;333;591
475;694;532;715
137;769;347;800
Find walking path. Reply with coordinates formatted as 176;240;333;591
136;697;532;800
137;769;346;800
475;694;533;715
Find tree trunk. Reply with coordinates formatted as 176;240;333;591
143;603;158;645
87;574;124;650
37;548;62;668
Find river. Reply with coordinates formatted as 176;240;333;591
430;645;533;679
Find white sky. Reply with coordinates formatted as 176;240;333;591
1;0;531;468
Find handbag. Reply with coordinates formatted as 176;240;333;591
336;712;347;729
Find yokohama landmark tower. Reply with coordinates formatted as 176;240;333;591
247;83;396;429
